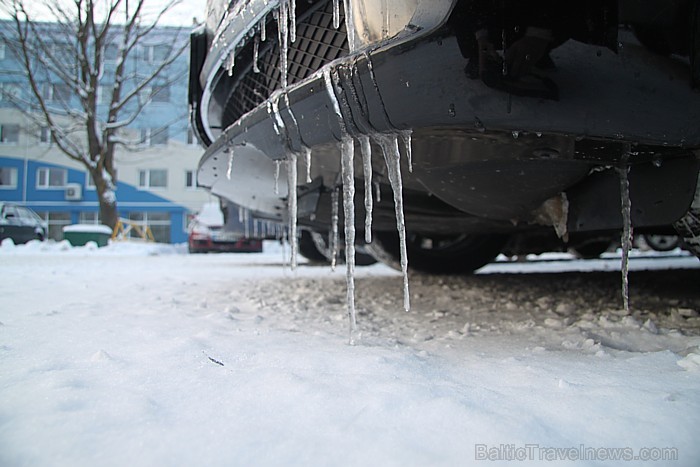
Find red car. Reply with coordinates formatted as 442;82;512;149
188;203;262;253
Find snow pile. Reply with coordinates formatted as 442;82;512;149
0;239;186;256
194;202;224;227
62;224;114;235
0;251;698;466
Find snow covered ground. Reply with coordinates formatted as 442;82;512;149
1;240;699;466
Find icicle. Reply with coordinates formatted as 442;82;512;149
281;227;288;268
253;34;260;73
332;0;340;29
283;93;299;133
501;29;508;76
260;14;267;42
238;206;244;223
269;95;286;139
281;93;311;186
276;0;289;88
244;208;250;238
374;181;381;203
359;135;373;244
290;0;297;43
343;0;356;51
226;147;234;180
400;130;413;173
302;146;312;183
274;160;281;195
323;69;346;133
341;136;358;342
267;100;283;137
374;133;410;311
226;52;235;77
619;145;633;312
287;151;299;269
330;187;340;270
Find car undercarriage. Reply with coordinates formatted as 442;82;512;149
189;0;700;275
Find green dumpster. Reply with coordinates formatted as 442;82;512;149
62;224;113;247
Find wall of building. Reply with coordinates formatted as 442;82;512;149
0;21;213;243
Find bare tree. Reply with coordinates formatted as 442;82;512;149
0;0;188;229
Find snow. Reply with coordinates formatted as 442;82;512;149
195;202;224;227
62;224;113;235
1;241;699;466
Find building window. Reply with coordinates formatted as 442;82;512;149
0;83;21;102
140;44;170;64
104;44;119;62
95;84;112;104
0;167;18;189
128;211;171;243
43;83;72;103
140;127;168;146
86;170;117;190
140;84;170;104
37;167;67;188
187;128;199;146
185;170;198;189
38;211;71;241
140;128;151;146
0;124;19;144
79;211;100;225
39;126;51;145
50;42;72;63
138;169;167;189
151;127;168;145
53;84;72;102
151;84;170;103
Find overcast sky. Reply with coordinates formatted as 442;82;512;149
157;0;208;26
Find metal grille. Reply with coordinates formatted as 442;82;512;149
222;1;348;127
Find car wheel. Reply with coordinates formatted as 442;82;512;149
632;25;672;56
570;237;612;259
298;230;330;263
188;244;205;254
691;1;700;88
674;177;700;258
642;234;680;252
367;231;507;275
298;229;377;266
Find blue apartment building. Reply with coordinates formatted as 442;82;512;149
0;20;209;243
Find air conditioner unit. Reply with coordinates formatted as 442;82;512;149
65;183;82;201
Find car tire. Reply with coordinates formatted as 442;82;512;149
570;238;612;259
673;176;700;258
367;231;508;275
298;229;377;266
691;0;700;88
642;234;680;252
632;25;672;56
298;230;330;263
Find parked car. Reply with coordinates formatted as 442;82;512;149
0;202;46;244
188;202;263;253
189;0;700;273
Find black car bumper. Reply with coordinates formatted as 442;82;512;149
192;0;700;236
